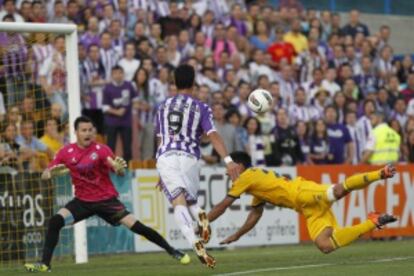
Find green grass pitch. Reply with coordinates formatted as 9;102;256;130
3;239;414;275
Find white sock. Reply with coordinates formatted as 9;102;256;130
189;204;203;222
174;205;197;246
326;185;338;202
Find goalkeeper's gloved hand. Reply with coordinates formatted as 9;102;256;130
107;156;127;175
42;164;69;180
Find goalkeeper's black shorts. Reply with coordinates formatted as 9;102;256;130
65;197;130;226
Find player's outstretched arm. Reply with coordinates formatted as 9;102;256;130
107;156;127;176
220;205;264;245
208;196;236;223
41;164;69;180
208;131;240;181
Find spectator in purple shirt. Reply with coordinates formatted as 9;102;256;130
67;0;84;26
324;106;354;164
309;119;332;164
80;16;101;49
102;66;139;161
229;4;247;36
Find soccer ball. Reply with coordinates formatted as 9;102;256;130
247;89;273;113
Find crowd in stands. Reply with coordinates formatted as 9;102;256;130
1;0;414;171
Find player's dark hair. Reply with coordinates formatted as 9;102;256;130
74;116;94;130
174;64;195;89
230;151;252;169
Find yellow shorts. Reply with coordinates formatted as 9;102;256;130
294;178;339;241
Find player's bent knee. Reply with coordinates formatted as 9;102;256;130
120;214;138;229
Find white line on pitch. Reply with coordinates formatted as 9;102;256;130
214;256;414;276
213;263;333;276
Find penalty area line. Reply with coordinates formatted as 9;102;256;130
213;256;414;276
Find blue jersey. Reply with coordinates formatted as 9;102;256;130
155;94;216;159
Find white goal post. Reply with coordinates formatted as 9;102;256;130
0;22;87;264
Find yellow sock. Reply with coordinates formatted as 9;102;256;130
343;170;382;191
330;220;376;248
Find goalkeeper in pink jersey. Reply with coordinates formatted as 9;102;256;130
25;116;190;273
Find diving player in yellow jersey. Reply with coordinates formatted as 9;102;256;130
206;152;397;254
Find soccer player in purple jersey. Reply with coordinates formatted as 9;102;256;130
155;65;240;268
24;116;190;273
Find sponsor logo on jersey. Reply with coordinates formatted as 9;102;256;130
90;152;98;160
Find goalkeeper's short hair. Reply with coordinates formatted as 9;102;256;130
74;116;94;130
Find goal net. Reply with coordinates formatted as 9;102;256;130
0;22;84;268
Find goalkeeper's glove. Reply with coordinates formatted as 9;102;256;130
107;156;127;175
42;164;69;180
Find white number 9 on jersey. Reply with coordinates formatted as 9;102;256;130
168;111;183;134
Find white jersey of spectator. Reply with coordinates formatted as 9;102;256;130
249;62;274;84
149;78;168;105
99;18;112;34
248;135;265;167
152;0;170;17
118;58;140;81
406;98;414;117
321;79;341;97
39;50;66;92
131;0;153;11
100;48;120;81
32;43;54;82
349;57;362;76
275;75;298;107
197;74;221;93
167;51;181;68
231;99;255;118
216;64;233;81
303;81;322;101
295;51;323;84
355;115;372;161
201;24;215;39
207;0;230;22
312;100;329;120
0;11;24;22
235;68;250;84
375;57;393;77
179;43;195;61
191;0;208;15
288;104;318;125
83;58;105;109
347;124;362;164
391;111;408;129
112;36;125;57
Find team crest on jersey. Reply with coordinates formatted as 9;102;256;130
90;152;98;160
71;157;77;163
